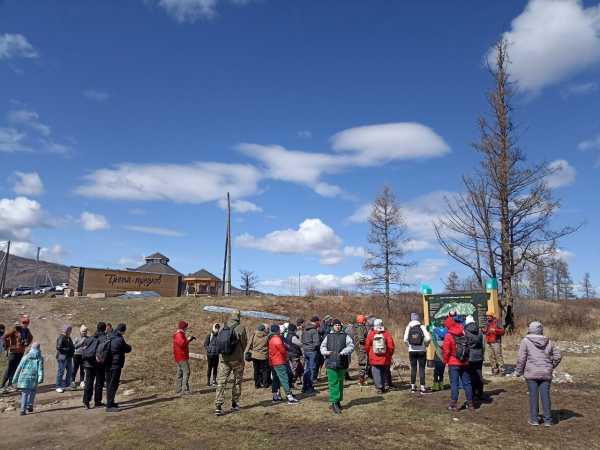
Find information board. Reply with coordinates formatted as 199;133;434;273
425;292;489;329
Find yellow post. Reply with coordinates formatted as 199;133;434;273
421;285;436;364
485;278;501;318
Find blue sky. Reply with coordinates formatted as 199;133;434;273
1;0;600;294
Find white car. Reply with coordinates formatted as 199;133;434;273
11;286;33;297
54;283;69;292
34;285;55;295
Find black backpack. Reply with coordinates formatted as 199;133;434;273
454;335;470;361
216;325;238;355
82;336;100;361
95;336;112;365
206;334;220;357
408;325;425;346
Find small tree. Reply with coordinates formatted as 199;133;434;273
581;273;596;299
362;185;412;314
239;270;258;296
446;272;460;292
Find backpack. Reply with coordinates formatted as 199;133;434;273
95;336;112;365
216;325;238;355
408;325;425;346
206;334;219;357
82;336;100;361
454;335;470;361
373;332;387;355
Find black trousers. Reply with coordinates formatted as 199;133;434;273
469;360;484;398
72;355;84;383
83;366;105;405
105;368;122;407
409;351;427;386
252;359;270;388
1;352;23;387
207;355;219;383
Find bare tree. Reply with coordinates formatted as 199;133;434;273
581;273;595;299
362;185;412;314
436;40;578;331
239;270;258;296
445;272;460;292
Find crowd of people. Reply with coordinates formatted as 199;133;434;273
0;307;563;426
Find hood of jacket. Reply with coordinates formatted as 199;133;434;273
26;347;41;360
444;316;463;336
526;334;549;349
407;320;421;328
464;322;480;336
304;322;316;332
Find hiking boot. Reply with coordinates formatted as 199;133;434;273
336;401;343;411
447;401;459;412
105;406;120;413
20;410;26;416
286;394;299;404
528;419;540;426
94;402;105;407
231;402;241;412
27;406;33;413
214;406;224;416
330;403;342;415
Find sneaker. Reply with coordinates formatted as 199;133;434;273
214;406;224;416
420;386;431;395
231;402;241;412
83;402;91;409
272;393;283;403
410;385;417;393
330;403;342;415
376;388;383;395
544;421;553;428
447;402;459;412
105;406;120;413
286;395;299;404
528;419;540;426
80;381;86;389
27;406;33;413
94;402;105;407
56;388;64;393
336;401;343;411
20;410;26;416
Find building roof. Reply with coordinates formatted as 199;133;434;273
185;269;221;280
145;252;169;262
134;262;182;276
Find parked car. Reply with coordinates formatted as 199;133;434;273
34;285;55;295
54;282;69;292
11;286;33;297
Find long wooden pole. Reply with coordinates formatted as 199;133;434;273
226;193;232;296
0;240;11;298
221;197;229;296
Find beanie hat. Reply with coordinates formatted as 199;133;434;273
178;320;188;330
256;324;266;332
528;321;543;335
324;314;332;321
116;323;127;333
332;319;342;326
80;324;88;333
465;315;475;325
410;313;419;322
63;325;72;333
288;324;297;334
270;324;280;334
373;319;384;331
296;318;305;326
97;322;107;332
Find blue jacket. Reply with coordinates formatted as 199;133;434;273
12;347;44;390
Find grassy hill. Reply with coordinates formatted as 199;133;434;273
0;251;69;292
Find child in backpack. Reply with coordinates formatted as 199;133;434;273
403;313;431;394
442;314;474;411
515;321;562;427
365;319;395;394
12;342;44;415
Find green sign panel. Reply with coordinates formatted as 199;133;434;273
426;292;490;330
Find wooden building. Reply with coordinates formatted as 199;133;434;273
183;269;221;296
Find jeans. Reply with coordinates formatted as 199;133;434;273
175;360;191;393
72;355;84;383
371;364;389;390
527;379;552;423
1;352;23;387
106;367;122;407
449;366;473;402
302;351;318;392
207;355;219;384
409;351;426;386
83;366;105;405
468;360;484;398
56;357;73;388
20;388;36;412
433;356;445;384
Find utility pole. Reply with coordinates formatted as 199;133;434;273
32;246;40;291
298;272;301;297
221;192;232;296
0;240;11;298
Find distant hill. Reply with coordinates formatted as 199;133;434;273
0;251;70;292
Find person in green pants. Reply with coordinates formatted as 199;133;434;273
320;319;354;414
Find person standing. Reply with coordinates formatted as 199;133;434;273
173;320;195;395
320;319;354;414
0;323;5;355
483;314;505;376
55;325;75;393
105;323;132;412
11;342;43;415
365;319;395;394
1;316;33;393
404;313;431;394
301;317;320;394
214;310;247;416
286;324;303;387
431;325;448;391
442;315;474;411
246;324;269;388
352;315;369;386
268;324;299;404
82;322;108;409
204;323;220;386
464;315;485;401
515;321;562;427
72;325;90;388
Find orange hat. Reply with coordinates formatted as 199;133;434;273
356;315;366;324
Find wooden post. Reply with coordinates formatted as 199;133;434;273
0;240;10;297
226;193;232;296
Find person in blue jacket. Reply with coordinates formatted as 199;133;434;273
432;325;447;391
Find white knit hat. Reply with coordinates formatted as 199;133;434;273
465;315;475;325
80;324;88;333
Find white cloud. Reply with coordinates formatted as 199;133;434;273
124;225;185;237
237;218;344;265
297;130;312;139
331;122;450;165
0;196;44;241
117;255;146;268
554;248;575;261
80;212;110;231
347;203;372;223
578;133;600;165
259;272;364;293
489;0;600;93
562;81;598;97
83;89;110;102
546;159;576;188
0;34;38;60
9;241;66;263
76;162;262;204
8;109;51;136
0;127;28;152
155;0;257;22
405;258;448;285
13;171;44;196
218;197;263;213
401;239;434;252
343;245;367;258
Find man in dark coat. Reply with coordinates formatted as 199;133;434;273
105;323;132;412
82;322;107;408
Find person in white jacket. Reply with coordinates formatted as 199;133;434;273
404;313;431;393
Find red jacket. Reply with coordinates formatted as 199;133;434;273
172;329;190;363
268;334;288;367
365;328;395;366
442;317;468;367
483;319;505;344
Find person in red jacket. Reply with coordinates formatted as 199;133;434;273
267;324;299;404
483;314;505;375
172;320;195;395
442;314;474;411
364;319;395;394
